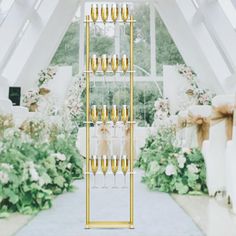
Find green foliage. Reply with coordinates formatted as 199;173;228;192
0;124;83;216
136;128;208;194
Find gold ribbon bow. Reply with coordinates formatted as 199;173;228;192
187;113;210;148
211;104;234;140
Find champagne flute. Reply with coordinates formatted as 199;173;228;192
91;155;99;188
101;155;108;188
121;105;128;124
101;4;108;34
111;105;119;137
91;54;99;87
111;4;119;24
121;155;129;188
111;155;119;188
91;4;98;35
121;3;129;34
101;54;109;74
91;54;99;74
101;105;108;124
91;105;98;137
121;54;129;74
111;54;119;74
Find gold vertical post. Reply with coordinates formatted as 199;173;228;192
129;15;134;229
85;15;90;228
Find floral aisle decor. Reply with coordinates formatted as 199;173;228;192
0;119;83;217
0;114;14;135
177;64;214;110
22;89;40;112
136;127;208;195
38;67;57;88
64;73;86;126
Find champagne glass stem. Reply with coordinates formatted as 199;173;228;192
114;125;116;137
93;174;97;188
114;174;117;188
94;23;96;36
123;174;127;188
104;24;106;35
103;175;106;188
94;123;97;137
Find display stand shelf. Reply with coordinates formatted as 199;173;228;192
85;12;135;229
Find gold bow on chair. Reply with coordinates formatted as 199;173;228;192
211;104;234;140
187;113;210;148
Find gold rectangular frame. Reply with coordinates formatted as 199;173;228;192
85;14;135;229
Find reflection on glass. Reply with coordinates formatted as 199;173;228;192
111;155;119;188
101;155;108;188
121;155;129;188
111;4;119;23
91;155;99;188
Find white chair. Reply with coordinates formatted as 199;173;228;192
12;106;29;127
202;95;234;196
188;105;212;148
0;98;13;114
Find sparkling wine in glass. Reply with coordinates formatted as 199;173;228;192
91;105;98;137
91;54;99;74
91;4;98;35
111;54;119;74
101;54;109;74
121;54;129;74
91;155;99;188
121;155;129;188
101;4;108;34
111;105;119;137
111;4;119;24
121;3;129;34
101;105;108;124
111;155;119;188
101;155;108;188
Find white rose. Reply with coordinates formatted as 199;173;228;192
187;164;199;174
52;153;66;161
67;163;72;169
165;164;176;176
149;161;160;174
0;163;13;171
0;171;9;184
29;167;39;181
182;147;191;154
177;156;186;168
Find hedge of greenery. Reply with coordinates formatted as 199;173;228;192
0;116;83;217
135;128;208;195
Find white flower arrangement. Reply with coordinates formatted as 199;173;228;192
0;171;9;184
38;67;56;88
177;64;214;108
187;163;199;174
65;73;85;118
22;89;40;108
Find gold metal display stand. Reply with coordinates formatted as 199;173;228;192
85;13;135;229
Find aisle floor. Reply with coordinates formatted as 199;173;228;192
15;170;203;236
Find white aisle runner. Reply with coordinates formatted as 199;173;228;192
15;170;203;236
